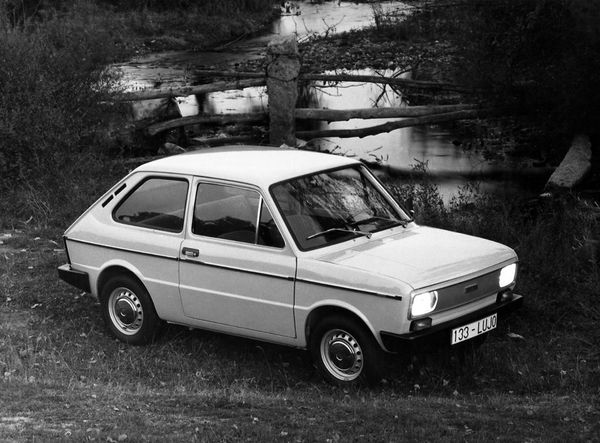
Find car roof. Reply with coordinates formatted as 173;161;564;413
134;146;360;187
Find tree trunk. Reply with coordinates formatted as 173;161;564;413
267;36;301;146
545;134;592;191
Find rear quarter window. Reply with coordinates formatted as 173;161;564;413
113;177;189;232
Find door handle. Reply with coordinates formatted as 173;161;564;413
182;247;199;258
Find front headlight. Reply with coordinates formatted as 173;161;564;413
410;290;438;317
499;263;517;287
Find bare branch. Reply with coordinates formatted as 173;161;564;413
117;78;266;102
296;109;490;139
295;104;478;121
146;113;267;136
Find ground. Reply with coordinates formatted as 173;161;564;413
1;228;599;441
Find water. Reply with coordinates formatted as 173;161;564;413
116;0;547;200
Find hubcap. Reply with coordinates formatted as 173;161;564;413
108;287;143;335
329;340;355;370
320;329;364;381
115;298;137;325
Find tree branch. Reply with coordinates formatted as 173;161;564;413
295;104;478;121
296;109;490;139
146;113;267;136
117;78;266;101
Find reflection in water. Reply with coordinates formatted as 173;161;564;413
201;87;268;115
116;0;544;200
271;1;407;37
194;69;544;200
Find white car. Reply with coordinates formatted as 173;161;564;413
58;146;522;384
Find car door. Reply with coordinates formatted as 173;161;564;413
178;179;297;338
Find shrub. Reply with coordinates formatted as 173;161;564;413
445;0;600;135
0;0;127;226
97;0;276;14
384;0;600;146
386;166;599;328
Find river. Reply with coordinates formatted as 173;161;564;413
117;0;548;201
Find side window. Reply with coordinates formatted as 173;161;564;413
193;183;284;248
113;177;188;232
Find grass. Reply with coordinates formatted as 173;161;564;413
1;179;599;440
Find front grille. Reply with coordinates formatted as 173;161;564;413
434;269;501;313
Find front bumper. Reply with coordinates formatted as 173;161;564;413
57;264;91;293
380;293;523;352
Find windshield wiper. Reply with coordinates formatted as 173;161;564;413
306;227;372;241
353;216;409;229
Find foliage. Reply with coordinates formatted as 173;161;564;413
404;0;600;136
0;0;129;227
385;164;599;328
97;0;276;14
0;0;278;229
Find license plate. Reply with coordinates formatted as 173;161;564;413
451;313;497;345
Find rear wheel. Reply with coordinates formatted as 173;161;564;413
100;275;161;345
310;315;383;385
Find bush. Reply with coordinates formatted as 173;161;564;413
0;0;128;226
0;0;279;229
97;0;275;14
446;0;600;135
386;0;600;144
386;167;599;328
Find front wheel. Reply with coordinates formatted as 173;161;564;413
310;315;384;385
100;275;161;345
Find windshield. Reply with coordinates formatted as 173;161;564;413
271;165;411;250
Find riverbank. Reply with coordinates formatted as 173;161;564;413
116;6;279;56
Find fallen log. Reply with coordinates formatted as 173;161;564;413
194;69;265;79
183;70;471;92
300;73;473;92
117;78;266;102
296;109;489;140
545;134;592;191
295;104;478;121
190;135;263;147
146;113;267;136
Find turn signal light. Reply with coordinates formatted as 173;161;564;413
410;317;432;331
496;289;513;304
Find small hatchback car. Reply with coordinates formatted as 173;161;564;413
58;146;522;384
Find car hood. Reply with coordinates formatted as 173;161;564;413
314;225;516;290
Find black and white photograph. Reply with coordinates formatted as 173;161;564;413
1;0;598;441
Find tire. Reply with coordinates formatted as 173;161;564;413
99;275;161;345
309;315;384;385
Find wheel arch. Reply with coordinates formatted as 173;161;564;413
305;304;384;351
97;264;146;301
96;264;163;345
